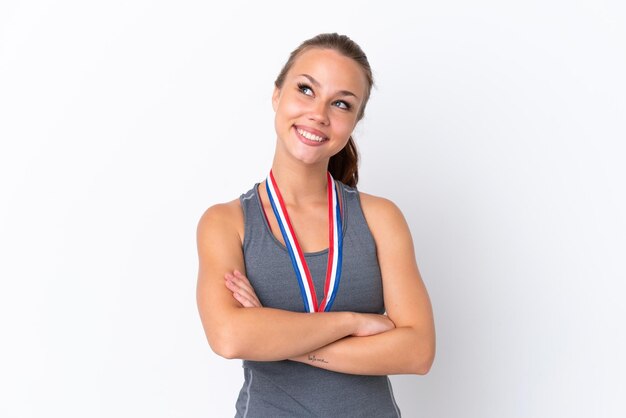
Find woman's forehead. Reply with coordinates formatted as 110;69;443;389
288;48;367;95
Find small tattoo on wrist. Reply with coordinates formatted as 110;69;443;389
308;354;328;363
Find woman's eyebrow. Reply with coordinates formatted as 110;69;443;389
298;73;359;99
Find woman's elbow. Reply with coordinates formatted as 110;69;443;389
206;326;244;360
199;304;248;359
412;341;435;375
413;355;434;375
210;340;239;360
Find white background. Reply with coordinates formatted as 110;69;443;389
1;1;625;417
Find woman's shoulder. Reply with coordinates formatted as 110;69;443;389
338;182;398;209
354;190;409;233
197;197;244;242
199;197;242;219
356;190;404;216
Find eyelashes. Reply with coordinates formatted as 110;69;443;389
296;82;352;111
297;82;314;96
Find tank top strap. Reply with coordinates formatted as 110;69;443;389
239;185;268;255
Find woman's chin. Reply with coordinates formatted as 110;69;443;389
293;154;326;166
283;145;329;166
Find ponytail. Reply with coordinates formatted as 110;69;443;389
328;136;359;187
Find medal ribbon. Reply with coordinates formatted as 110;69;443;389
265;170;343;313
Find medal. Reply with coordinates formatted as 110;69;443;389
265;170;343;312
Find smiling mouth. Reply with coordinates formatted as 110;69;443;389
296;128;328;143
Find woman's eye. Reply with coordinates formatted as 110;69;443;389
297;83;313;96
334;101;351;110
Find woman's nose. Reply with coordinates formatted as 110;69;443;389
308;101;330;125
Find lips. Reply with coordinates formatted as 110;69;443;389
294;126;328;143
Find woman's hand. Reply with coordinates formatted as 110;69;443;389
225;270;263;308
351;313;395;337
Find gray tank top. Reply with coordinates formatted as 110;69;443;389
235;181;401;418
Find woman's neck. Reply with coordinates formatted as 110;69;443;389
269;157;329;206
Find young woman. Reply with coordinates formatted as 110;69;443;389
196;33;435;417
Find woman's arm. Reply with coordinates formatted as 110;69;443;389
289;327;431;375
196;201;394;361
227;194;436;374
291;194;436;374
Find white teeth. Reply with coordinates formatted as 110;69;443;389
297;128;325;142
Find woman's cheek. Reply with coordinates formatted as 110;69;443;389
337;117;357;138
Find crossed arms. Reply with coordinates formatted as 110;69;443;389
196;193;435;376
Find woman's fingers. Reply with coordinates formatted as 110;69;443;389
226;278;260;306
225;278;258;307
233;270;255;289
232;289;257;308
227;275;260;304
233;271;263;306
225;272;262;307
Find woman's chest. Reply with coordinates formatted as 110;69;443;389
243;230;385;314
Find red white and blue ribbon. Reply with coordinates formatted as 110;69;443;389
265;170;343;313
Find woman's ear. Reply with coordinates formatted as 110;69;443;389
271;86;280;112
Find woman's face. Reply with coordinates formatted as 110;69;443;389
272;48;368;167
